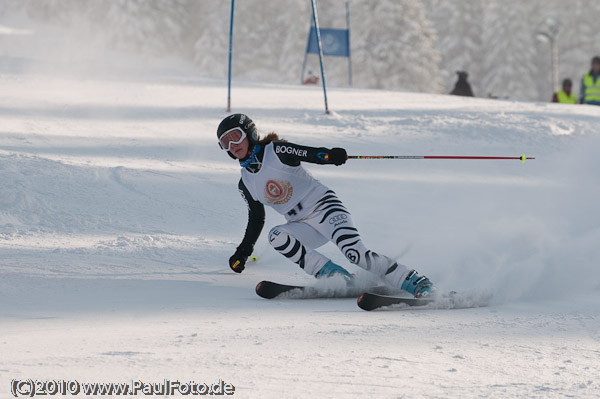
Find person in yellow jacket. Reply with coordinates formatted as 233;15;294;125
579;56;600;105
552;79;577;104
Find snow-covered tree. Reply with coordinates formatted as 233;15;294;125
194;0;310;82
23;0;84;24
425;0;484;95
91;0;191;55
234;0;305;82
479;0;541;100
547;0;600;101
351;0;443;92
192;1;231;77
425;0;600;101
266;0;312;82
2;0;598;100
16;0;191;56
0;0;24;17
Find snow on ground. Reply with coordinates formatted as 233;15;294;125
1;60;600;398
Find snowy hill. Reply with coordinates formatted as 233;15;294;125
1;65;599;398
3;1;600;101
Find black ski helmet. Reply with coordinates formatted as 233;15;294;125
217;113;259;159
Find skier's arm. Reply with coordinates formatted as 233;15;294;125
580;78;586;104
272;141;347;166
229;179;265;273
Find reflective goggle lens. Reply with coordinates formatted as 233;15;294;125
219;127;246;151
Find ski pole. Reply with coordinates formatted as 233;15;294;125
348;154;535;163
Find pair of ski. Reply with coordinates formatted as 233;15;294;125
255;280;435;311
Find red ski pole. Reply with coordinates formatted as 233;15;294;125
348;154;534;163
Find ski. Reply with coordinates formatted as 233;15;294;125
357;291;492;311
357;292;434;311
257;281;492;310
255;280;393;300
255;281;306;299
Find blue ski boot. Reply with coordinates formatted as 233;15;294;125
401;270;436;298
315;260;354;284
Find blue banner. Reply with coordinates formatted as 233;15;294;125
306;27;350;57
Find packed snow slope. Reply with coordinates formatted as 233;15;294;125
1;63;599;398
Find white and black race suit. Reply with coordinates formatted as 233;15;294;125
237;141;409;286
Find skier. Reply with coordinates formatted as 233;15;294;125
217;113;436;298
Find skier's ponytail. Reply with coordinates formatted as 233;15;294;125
258;132;287;146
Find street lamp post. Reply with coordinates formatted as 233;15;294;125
536;17;560;95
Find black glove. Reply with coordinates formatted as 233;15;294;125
229;252;247;273
329;148;347;166
229;243;253;273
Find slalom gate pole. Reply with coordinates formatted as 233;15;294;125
226;0;235;113
310;0;330;114
348;155;535;163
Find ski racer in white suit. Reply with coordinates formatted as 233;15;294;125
218;114;435;298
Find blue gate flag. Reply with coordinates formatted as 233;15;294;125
306;27;350;57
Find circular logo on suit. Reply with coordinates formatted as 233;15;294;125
264;179;293;205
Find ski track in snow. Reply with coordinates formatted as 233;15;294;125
1;66;600;398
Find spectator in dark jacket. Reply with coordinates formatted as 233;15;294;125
450;71;474;97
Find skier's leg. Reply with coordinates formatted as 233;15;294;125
306;190;435;297
268;222;353;281
267;222;330;276
330;217;435;296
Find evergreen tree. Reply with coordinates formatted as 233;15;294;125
23;0;84;24
551;0;600;100
0;0;24;18
480;0;540;100
425;0;484;95
18;0;191;57
2;0;598;100
194;0;309;83
269;0;311;82
352;0;443;92
233;0;304;82
92;0;191;55
193;1;231;77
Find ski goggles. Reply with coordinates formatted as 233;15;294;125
218;127;246;151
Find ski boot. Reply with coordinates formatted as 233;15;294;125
401;270;436;298
315;260;354;284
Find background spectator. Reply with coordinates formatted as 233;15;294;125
579;56;600;105
450;71;474;97
552;79;576;103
